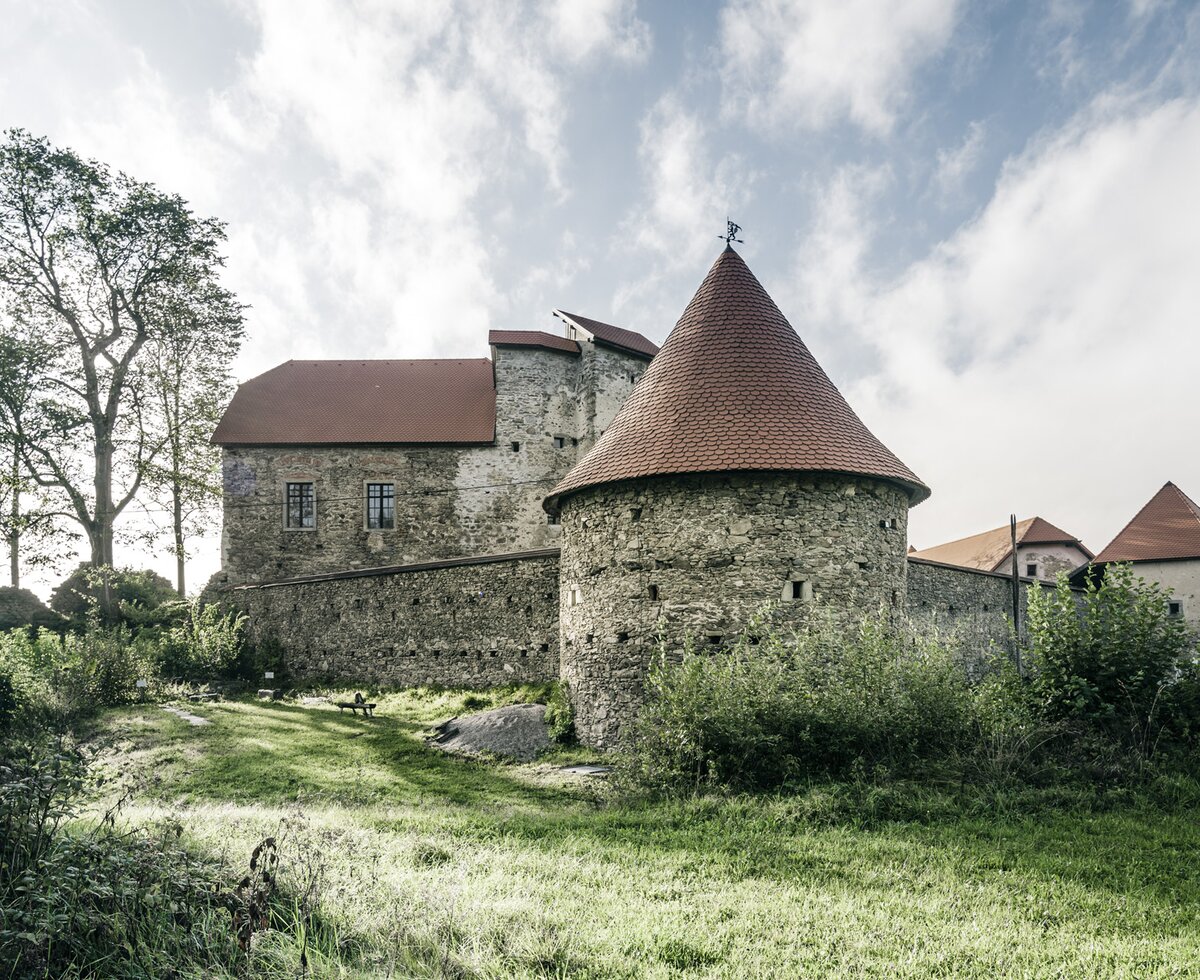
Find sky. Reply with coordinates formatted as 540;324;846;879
2;0;1200;597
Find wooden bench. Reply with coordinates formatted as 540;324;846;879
337;693;377;717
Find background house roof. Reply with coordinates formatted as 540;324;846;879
488;330;580;355
545;247;929;510
212;359;496;445
909;516;1092;571
1092;482;1200;563
553;310;660;360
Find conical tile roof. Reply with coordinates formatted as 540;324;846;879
545;247;929;510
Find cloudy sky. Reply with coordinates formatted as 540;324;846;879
3;0;1199;595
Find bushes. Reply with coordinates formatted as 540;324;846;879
1026;564;1195;740
621;568;1200;795
621;613;978;793
0;585;63;632
158;601;247;680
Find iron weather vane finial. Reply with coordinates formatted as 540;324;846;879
720;219;744;246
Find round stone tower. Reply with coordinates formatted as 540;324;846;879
544;247;930;749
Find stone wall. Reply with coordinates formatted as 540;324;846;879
905;556;1068;654
557;473;912;748
230;550;560;687
218;340;651;584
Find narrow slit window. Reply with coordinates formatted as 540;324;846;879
366;483;395;529
511;441;521;452
285;482;315;529
648;584;659;601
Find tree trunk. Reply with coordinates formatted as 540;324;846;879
8;447;18;587
93;434;115;620
173;476;185;597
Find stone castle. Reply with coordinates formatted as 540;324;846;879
214;247;1059;748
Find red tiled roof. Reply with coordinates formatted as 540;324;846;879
212;359;496;445
553;311;659;359
910;516;1092;571
545;247;929;510
489;330;580;355
1093;482;1200;563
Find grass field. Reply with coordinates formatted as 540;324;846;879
89;689;1200;978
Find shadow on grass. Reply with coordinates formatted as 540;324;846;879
109;697;577;810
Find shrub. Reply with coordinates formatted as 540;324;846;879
1026;564;1196;745
50;564;177;627
0;586;63;632
620;612;976;793
157;600;247;680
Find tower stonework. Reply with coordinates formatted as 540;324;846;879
546;247;930;749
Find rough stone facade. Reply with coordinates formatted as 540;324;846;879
230;550;560;687
907;556;1068;658
556;473;911;748
218;341;649;584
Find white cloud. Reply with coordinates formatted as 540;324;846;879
718;0;960;134
542;0;651;64
795;96;1200;553
932;120;986;201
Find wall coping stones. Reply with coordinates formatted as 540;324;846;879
907;555;1085;592
234;547;562;591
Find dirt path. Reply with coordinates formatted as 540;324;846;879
161;704;211;727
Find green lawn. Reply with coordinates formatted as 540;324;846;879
91;690;1200;978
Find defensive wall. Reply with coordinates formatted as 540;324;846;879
230;547;1071;693
232;549;561;688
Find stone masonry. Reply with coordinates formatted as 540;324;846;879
232;550;560;687
218;341;649;584
557;473;911;748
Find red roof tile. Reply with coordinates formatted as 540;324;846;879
489;330;580;355
910;516;1092;571
553;311;659;359
212;359;496;445
545;247;929;509
1093;482;1200;563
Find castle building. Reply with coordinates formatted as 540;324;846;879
910;517;1092;582
544;246;929;746
211;313;656;584
218;245;1059;751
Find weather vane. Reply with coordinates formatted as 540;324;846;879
720;219;744;246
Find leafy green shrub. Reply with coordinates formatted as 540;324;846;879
157;599;247;680
620;612;976;793
0;586;63;632
544;680;576;743
50;564;177;627
1026;565;1196;746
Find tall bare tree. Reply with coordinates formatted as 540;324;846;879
0;130;243;612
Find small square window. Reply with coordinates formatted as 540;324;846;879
511;441;521;452
552;436;567;449
1026;563;1038;577
548;512;560;526
366;483;395;529
880;518;895;530
1168;600;1183;618
285;482;315;529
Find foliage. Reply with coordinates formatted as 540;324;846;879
1026;564;1196;743
0;128;244;596
158;600;247;680
50;563;178;627
0;584;62;631
544;679;576;743
620;612;976;793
